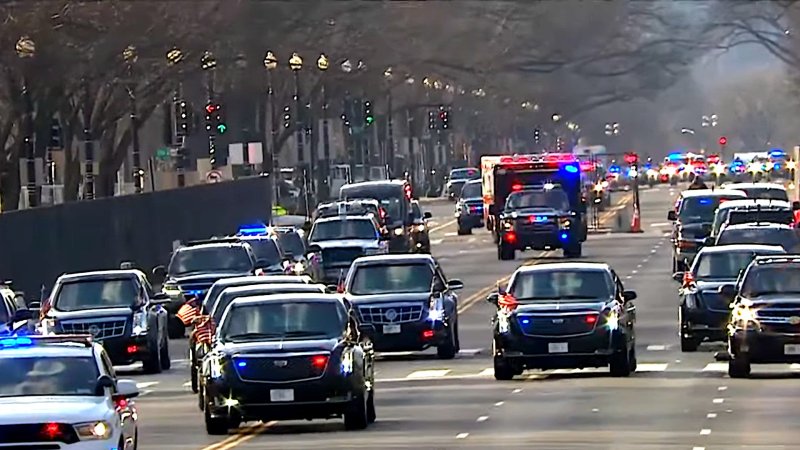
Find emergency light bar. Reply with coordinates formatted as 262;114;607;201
237;223;270;236
0;334;94;348
499;153;577;164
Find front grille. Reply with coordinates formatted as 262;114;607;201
0;423;79;445
757;304;800;318
358;303;424;324
697;291;730;312
516;314;597;337
761;323;800;334
59;317;127;340
322;247;363;267
233;354;327;383
517;220;557;233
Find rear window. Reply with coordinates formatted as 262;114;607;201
727;209;793;226
169;246;253;276
679;196;744;223
717;228;800;251
276;231;306;257
740;188;788;201
461;182;482;199
245;239;281;264
450;168;479;180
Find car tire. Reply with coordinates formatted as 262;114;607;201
563;243;582;258
437;325;458;359
457;225;472;235
493;356;514;380
141;334;162;374
190;345;199;394
728;355;751;378
629;345;637;372
168;318;185;339
366;390;376;424
160;335;171;370
681;334;700;352
204;402;230;435
133;429;138;450
498;243;515;261
344;391;369;430
609;341;632;377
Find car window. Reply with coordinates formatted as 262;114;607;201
694;251;764;280
0;298;10;323
740;264;800;297
741;188;788;201
510;269;613;301
168;246;254;276
679;196;744;224
99;350;117;380
349;263;434;295
0;356;99;397
310;219;378;241
717;228;800;251
54;278;139;312
220;301;346;341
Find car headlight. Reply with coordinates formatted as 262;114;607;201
163;283;180;296
132;311;148;336
416;224;426;232
393;227;404;236
605;310;619;331
503;220;514;230
732;306;757;324
75;421;112;440
559;218;571;229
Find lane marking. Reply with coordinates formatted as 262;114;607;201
700;429;711;435
693;447;706;450
712;398;724;404
430;239;443;245
707;413;717;419
136;382;159;389
635;363;669;372
203;421;275;450
650;222;671;227
406;369;451;379
468;237;476;243
494;401;504;407
456;433;469;439
512;388;522;394
477;416;489;422
717;386;727;391
445;232;457;237
458;348;483;355
478;368;494;377
646;345;666;351
702;363;727;372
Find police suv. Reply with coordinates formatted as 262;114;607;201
0;335;140;449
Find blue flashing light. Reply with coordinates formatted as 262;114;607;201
185;289;205;296
698;198;711;205
774;163;781;170
0;337;33;347
533;216;548;223
770;149;785;158
237;223;268;236
559;232;569;241
668;153;683;161
237;361;247;368
521;319;530;325
609;165;620;173
563;163;579;174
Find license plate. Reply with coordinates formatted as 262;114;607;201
270;389;294;402
785;344;800;355
548;342;568;353
383;324;401;334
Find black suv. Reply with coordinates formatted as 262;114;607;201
200;293;375;434
410;200;432;253
456;180;484;235
489;262;637;379
154;240;261;338
40;269;171;373
719;255;800;378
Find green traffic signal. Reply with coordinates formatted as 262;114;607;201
365;116;374;124
217;123;227;134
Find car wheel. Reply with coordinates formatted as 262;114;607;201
629;346;637;372
563;243;582;258
204;402;230;435
681;334;700;352
493;356;514;380
344;391;369;430
457;225;472;235
437;325;457;359
141;334;162;374
190;346;199;393
168;318;185;339
160;335;171;370
728;354;751;378
366;390;376;424
609;341;632;377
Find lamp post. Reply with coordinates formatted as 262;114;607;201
201;51;218;169
123;45;144;193
289;52;309;212
15;36;37;207
384;66;395;177
317;53;330;200
166;46;185;187
263;51;279;197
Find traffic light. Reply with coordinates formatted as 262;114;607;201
624;152;639;164
49;119;62;148
363;100;374;127
438;105;449;130
719;136;727;146
428;110;436;130
213;103;226;134
175;100;189;137
533;128;540;143
205;102;215;132
283;105;291;129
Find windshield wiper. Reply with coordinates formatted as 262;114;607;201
281;331;329;338
225;332;283;341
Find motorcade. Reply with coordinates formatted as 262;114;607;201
708;199;795;242
307;215;388;284
445;167;480;200
722;182;790;201
340;180;415;252
455;180;485;235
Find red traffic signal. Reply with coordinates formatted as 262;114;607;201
623;152;638;164
718;136;727;146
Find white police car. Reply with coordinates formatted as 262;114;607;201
0;335;139;449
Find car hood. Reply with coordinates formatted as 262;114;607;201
220;338;339;354
514;300;609;314
345;292;431;304
0;396;112;424
169;272;252;283
311;239;381;249
49;307;132;320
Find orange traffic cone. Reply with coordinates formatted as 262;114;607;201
630;206;643;233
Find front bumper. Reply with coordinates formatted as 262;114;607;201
360;318;448;352
500;229;576;250
495;327;617;369
205;375;356;421
682;307;728;341
458;214;484;229
730;328;800;364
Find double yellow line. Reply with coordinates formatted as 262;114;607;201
203;421;276;450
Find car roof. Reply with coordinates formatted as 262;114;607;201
724;182;786;191
697;244;786;255
58;270;141;282
220;283;324;295
344;180;406;188
718;199;791;210
680;189;747;198
178;242;248;251
227;292;345;307
722;222;793;231
0;344;95;359
314;215;374;224
464;179;482;185
514;262;611;273
352;254;434;266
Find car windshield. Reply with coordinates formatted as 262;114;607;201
276;231;306;257
727;209;793;226
349;263;434;295
310;219;377;241
450;168;479;180
741;265;800;297
694;251;768;280
461;182;482;199
221;301;346;341
55;279;140;312
244;239;281;265
680;196;743;223
506;190;569;211
211;285;324;323
717;228;800;251
0;357;99;398
510;269;612;300
740;188;788;201
169;246;253;276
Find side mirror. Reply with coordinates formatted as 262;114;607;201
325;284;339;294
11;309;33;322
115;379;140;399
622;290;637;301
486;292;499;305
667;210;677;221
447;279;464;291
152;265;167;279
672;272;685;282
423;211;432;219
793;201;800;211
94;375;115;396
718;284;736;299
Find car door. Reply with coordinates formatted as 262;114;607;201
100;349;136;443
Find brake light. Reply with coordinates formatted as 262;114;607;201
498;293;518;310
511;183;523;191
585;315;598;324
41;423;62;440
126;345;138;354
422;330;435;339
677;240;695;249
504;231;517;243
310;355;329;370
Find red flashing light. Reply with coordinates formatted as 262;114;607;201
114;396;129;410
310;355;329;369
126;345;138;354
422;330;435;339
42;423;61;439
498;293;518;310
624;153;638;164
504;231;517;243
719;136;727;146
511;183;523;192
585;315;598;324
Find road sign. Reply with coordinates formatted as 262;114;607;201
155;147;170;161
206;170;222;183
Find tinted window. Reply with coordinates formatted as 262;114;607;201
169;246;253;276
461;182;482;199
741;188;788;201
0;357;99;397
741;264;800;297
727;209;793;226
411;202;422;219
350;263;433;295
506;190;569;210
55;279;140;312
717;228;800;251
510;269;612;300
694;251;769;280
679;196;744;223
310;219;377;241
450;168;479;180
220;301;346;341
211;285;323;322
245;239;281;264
276;231;306;257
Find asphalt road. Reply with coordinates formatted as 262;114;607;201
125;185;800;449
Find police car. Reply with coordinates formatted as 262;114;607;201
0;335;140;449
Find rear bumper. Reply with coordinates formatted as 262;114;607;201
361;319;448;352
102;334;153;365
458;215;483;228
730;329;800;363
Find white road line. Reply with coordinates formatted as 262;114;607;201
476;416;489;422
790;363;800;370
445;232;457;237
494;401;504;407
182;381;192;387
717;386;727;391
693;447;706;450
512;388;522;393
458;348;483;355
430;239;443;245
646;345;667;351
650;222;671;227
468;237;476;243
707;413;717;419
377;351;415;357
702;363;728;372
478;368;494;377
456;433;469;439
625;276;632;279
635;363;669;372
136;382;159;389
713;398;724;404
700;429;711;435
631;270;638;274
406;369;451;379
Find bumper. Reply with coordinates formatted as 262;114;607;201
458;215;484;229
495;329;617;369
205;376;357;421
388;235;411;252
361;319;448;352
3;437;124;449
730;329;800;363
501;230;575;250
102;334;153;365
682;307;728;341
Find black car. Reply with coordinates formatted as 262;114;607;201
719;255;800;377
456;180;485;235
488;262;637;379
234;235;290;275
343;254;462;358
0;282;35;335
714;223;800;252
675;244;786;351
410;200;432;253
39;269;171;373
445;167;480;201
154;240;262;338
273;226;324;281
340;180;414;253
200;293;375;434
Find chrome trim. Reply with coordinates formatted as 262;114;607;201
516;313;599;338
232;351;330;358
231;352;331;384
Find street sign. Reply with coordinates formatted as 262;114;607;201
155;147;171;161
206;170;222;183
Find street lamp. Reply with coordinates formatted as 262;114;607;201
318;53;331;198
604;122;620;136
201;51;218;168
166;46;186;187
701;114;718;128
289;52;310;211
123;45;144;194
263;51;279;189
16;36;37;207
551;113;562;122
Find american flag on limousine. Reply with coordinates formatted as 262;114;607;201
176;301;201;326
193;316;216;344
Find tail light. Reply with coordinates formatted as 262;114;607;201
126;345;138;354
585;314;598;324
498;293;518;311
310;354;329;370
677;240;695;249
504;231;517;243
41;422;63;440
422;330;435;339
